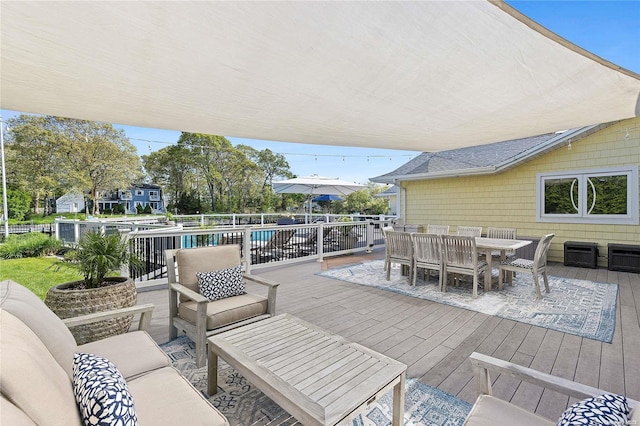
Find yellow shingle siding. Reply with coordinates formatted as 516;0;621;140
403;118;640;267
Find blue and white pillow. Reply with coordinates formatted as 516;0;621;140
73;353;137;426
196;265;246;301
557;393;629;426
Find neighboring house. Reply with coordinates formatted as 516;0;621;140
371;117;640;267
375;185;399;215
55;192;85;213
95;184;166;214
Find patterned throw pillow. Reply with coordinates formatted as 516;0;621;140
73;353;138;426
196;265;246;301
557;394;629;426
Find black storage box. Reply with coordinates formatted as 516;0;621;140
608;243;640;273
564;241;598;269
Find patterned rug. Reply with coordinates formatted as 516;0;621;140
317;260;618;343
160;336;471;426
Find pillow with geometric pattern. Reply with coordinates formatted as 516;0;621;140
72;352;137;426
196;265;246;301
556;393;629;426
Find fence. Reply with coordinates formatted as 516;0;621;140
170;213;398;228
127;220;392;283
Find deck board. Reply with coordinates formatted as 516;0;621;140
136;249;640;423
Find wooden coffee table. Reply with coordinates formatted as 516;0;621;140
207;314;407;426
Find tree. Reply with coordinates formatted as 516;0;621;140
238;146;293;211
7;116;142;216
142;144;195;208
338;183;389;215
3;187;32;221
6;115;67;215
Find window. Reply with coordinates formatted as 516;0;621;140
149;190;160;201
135;189;144;196
537;166;638;224
120;190;132;200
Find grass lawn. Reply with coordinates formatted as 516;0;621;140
0;257;83;300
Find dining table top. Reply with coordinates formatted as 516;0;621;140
475;237;532;251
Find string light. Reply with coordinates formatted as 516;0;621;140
127;137;416;161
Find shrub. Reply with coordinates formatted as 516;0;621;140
0;233;62;259
143;204;152;214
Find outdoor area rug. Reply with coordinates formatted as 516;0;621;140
317;260;618;343
160;336;471;426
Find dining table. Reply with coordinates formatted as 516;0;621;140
475;237;532;290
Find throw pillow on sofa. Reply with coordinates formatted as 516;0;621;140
73;353;138;426
557;393;629;426
196;265;246;301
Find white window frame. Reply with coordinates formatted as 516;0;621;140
148;190;160;201
536;166;639;225
135;189;144;196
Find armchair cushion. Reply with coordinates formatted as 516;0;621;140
73;353;137;426
178;293;268;330
464;395;554;426
78;331;169;380
196;265;246;301
556;394;629;426
176;246;241;302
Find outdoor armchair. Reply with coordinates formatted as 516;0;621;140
165;245;279;367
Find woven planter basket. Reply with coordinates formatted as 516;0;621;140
45;277;137;345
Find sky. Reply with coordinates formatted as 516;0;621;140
2;1;639;185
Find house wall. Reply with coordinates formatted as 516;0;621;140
402;118;640;266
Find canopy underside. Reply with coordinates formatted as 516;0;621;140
1;1;639;151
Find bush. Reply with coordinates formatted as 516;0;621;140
136;203;144;214
0;233;62;259
143;204;152;214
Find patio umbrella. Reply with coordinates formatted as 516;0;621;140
273;175;364;215
311;195;344;202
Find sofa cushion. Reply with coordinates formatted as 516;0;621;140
0;310;82;425
196;265;246;301
126;367;228;425
178;293;268;330
73;353;138;426
1;395;37;426
176;246;241;302
79;330;169;380
556;394;629;426
0;280;77;378
463;394;554;426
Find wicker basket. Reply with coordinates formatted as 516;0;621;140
45;277;137;344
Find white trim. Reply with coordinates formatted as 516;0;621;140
536;166;639;225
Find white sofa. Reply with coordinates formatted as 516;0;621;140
0;280;229;426
464;352;638;425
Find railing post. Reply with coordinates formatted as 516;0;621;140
244;227;252;273
55;219;60;241
317;223;325;262
366;221;374;253
74;221;80;244
232;214;237;228
200;214;205;227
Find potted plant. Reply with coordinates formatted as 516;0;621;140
45;231;141;344
336;217;359;250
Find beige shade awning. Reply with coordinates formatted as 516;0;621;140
1;1;639;152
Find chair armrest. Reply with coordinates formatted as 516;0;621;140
469;352;639;409
169;282;208;303
62;303;155;332
244;274;280;288
244;274;278;316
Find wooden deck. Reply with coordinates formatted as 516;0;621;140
138;249;640;422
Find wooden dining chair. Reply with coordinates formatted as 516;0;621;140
442;235;487;298
426;224;450;235
384;231;413;282
456;226;483;237
486;227;518;257
412;233;443;289
499;234;555;299
381;225;395;271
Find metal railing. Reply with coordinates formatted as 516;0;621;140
127;220;393;282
